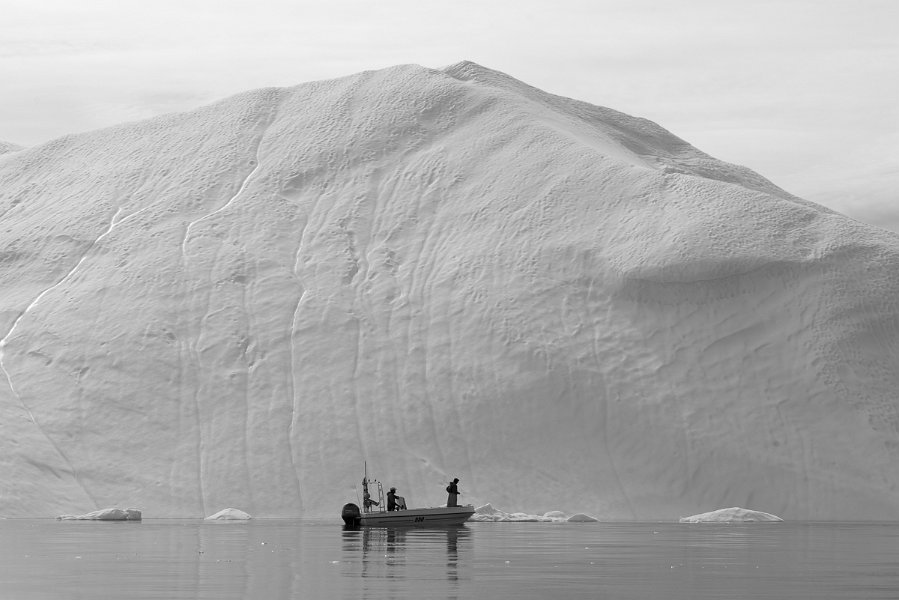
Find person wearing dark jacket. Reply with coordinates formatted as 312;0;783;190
387;487;400;511
446;478;460;507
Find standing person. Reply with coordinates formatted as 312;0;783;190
446;478;460;507
387;487;399;511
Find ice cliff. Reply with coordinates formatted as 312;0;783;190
2;62;898;519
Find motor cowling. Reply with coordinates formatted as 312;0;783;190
342;503;361;527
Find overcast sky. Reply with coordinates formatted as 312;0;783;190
2;0;896;230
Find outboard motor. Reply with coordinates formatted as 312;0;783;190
342;503;361;528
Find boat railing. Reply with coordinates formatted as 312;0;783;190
362;476;387;514
374;480;385;512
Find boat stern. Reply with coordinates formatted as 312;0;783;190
341;503;362;528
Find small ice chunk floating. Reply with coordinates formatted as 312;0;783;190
205;508;252;520
471;504;598;522
57;507;142;521
679;507;783;523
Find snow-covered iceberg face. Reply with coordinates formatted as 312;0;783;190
0;141;23;155
679;507;783;523
2;62;899;521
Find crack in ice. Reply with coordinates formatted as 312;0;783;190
181;151;264;258
176;95;282;513
287;286;306;508
0;204;149;506
0;206;146;411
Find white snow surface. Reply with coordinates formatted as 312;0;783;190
205;508;251;520
679;507;783;523
57;507;142;521
0;141;22;154
2;62;899;520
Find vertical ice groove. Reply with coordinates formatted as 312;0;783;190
0;205;132;407
584;280;636;515
446;283;476;486
419;203;448;470
179;93;283;512
434;228;476;479
399;184;447;469
238;253;253;509
241;268;256;506
181;158;264;256
288;206;317;508
349;178;377;471
181;93;282;258
173;336;205;516
0;204;149;506
350;317;367;465
179;289;207;516
287;286;306;505
190;274;217;516
601;381;636;518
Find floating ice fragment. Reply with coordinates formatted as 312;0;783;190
472;504;598;522
472;504;547;521
679;507;783;523
205;508;252;520
567;513;598;522
57;507;142;521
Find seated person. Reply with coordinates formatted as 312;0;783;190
363;491;378;510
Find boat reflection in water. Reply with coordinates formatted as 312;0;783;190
340;525;472;594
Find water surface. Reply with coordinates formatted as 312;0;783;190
2;519;898;599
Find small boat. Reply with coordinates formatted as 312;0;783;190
342;503;475;527
342;464;474;528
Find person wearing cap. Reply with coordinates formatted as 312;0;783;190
387;487;400;511
446;478;460;507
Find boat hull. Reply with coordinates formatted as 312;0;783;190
360;505;475;527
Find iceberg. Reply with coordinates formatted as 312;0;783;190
679;507;783;523
205;508;252;520
472;504;597;523
566;513;600;523
57;508;142;521
2;62;899;521
472;504;547;522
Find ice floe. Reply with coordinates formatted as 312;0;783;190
57;508;142;521
679;507;783;523
472;504;598;523
205;508;252;520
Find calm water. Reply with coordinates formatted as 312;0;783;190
2;519;899;599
